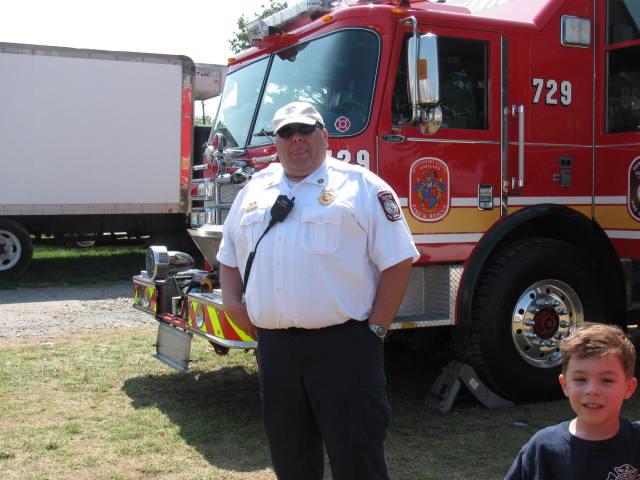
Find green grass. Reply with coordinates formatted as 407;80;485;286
0;245;146;289
0;328;270;480
2;328;640;479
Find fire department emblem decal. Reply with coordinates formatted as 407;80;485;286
334;116;351;133
409;157;450;222
377;191;401;222
628;156;640;221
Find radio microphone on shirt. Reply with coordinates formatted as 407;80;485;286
270;194;295;224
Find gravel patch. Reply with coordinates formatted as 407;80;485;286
0;281;154;340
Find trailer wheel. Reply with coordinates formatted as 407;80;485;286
454;237;603;401
0;219;33;274
75;239;97;248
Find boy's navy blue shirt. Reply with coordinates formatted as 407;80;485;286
505;416;640;480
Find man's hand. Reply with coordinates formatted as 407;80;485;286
219;264;258;340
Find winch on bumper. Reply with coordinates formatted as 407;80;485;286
132;225;256;372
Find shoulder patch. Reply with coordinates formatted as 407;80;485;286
377;191;401;221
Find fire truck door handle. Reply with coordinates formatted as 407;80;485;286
516;105;525;188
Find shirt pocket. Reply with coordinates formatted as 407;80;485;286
301;207;342;255
239;208;268;250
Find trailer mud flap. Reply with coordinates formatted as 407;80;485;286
154;323;192;373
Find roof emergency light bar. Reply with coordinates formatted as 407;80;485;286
247;0;346;41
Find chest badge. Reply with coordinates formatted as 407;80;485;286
318;188;334;206
245;201;258;212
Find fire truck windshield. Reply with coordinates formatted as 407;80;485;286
213;57;269;148
249;29;380;146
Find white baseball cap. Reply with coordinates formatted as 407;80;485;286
272;101;325;134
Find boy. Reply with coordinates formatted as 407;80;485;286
505;323;640;480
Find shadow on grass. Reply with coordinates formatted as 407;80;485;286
122;365;272;474
120;344;451;475
121;344;574;479
0;251;145;290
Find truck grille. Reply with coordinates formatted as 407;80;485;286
190;182;244;227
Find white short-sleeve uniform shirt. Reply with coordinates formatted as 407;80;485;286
217;157;419;329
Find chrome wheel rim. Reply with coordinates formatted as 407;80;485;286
511;279;583;368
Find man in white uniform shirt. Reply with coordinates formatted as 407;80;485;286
217;102;419;480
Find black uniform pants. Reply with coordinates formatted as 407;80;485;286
256;320;391;480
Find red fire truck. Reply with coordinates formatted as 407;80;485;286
133;0;640;401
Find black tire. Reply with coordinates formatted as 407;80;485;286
0;219;34;275
454;237;603;401
75;240;97;248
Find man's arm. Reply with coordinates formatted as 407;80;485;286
219;264;258;340
368;257;413;329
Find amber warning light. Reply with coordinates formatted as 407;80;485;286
418;59;428;80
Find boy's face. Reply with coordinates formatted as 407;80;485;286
559;353;637;437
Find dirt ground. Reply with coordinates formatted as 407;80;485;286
0;282;154;340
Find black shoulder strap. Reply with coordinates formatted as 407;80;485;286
242;195;295;294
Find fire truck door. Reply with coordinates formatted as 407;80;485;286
379;30;502;260
594;2;640;259
506;19;595;219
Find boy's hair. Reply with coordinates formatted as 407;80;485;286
560;323;636;378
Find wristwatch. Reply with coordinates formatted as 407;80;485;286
368;322;387;340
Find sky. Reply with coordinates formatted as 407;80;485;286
1;0;274;117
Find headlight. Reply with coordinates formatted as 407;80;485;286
146;246;169;280
145;246;194;280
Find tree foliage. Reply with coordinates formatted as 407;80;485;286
194;113;213;125
229;1;288;54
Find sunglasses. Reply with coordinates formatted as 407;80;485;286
276;122;322;139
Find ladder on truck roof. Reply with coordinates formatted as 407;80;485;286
427;0;512;11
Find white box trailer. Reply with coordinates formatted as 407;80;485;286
0;42;225;273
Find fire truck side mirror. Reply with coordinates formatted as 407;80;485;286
407;33;441;134
407;33;440;106
211;132;228;153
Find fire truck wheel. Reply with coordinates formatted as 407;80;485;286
208;341;230;356
0;219;33;275
454;237;602;401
